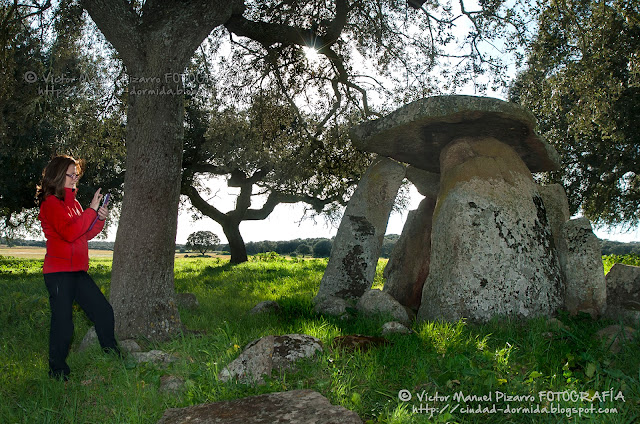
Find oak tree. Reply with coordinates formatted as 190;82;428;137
511;0;639;228
0;1;125;239
186;230;220;256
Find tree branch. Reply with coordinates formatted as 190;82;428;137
80;0;144;67
181;183;228;225
243;191;334;221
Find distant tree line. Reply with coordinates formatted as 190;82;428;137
600;240;640;256
194;234;403;259
4;236;638;258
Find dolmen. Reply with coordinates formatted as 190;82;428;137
316;95;606;323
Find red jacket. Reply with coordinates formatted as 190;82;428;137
39;187;105;274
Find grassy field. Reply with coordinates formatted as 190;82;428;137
0;245;233;260
1;253;638;423
0;245;114;259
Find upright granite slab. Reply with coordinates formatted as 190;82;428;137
417;137;563;321
558;218;606;317
537;184;571;251
383;166;440;311
314;156;406;302
383;196;435;311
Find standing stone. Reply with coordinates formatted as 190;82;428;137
558;218;606;317
315;156;406;302
405;166;440;198
537;184;570;249
383;196;436;311
604;264;640;324
417;137;563;322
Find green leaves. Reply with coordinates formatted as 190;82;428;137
512;0;640;228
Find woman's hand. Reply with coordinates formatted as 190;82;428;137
97;205;109;221
89;188;103;211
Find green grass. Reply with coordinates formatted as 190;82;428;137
1;254;639;423
603;254;640;275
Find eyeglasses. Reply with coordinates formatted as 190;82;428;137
66;173;80;179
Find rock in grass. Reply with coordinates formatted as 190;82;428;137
78;327;98;352
132;350;179;365
595;325;637;354
218;334;323;384
119;339;142;353
78;327;141;354
159;375;185;395
381;321;412;335
249;300;281;315
156;389;362;423
331;335;391;352
356;289;412;326
313;295;353;319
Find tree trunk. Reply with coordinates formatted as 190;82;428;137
79;0;244;341
222;219;248;264
110;66;185;340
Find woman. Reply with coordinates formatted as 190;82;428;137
36;155;120;380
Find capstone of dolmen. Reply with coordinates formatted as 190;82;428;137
351;95;560;174
558;218;606;317
604;263;640;324
314;156;406;303
417;137;564;322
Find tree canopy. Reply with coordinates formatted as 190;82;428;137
0;1;125;239
510;0;639;228
186;230;220;255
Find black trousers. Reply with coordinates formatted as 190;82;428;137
44;271;118;378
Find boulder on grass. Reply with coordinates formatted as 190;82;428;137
218;334;323;384
381;321;412;336
313;296;353;319
356;289;413;326
156;389;362;424
604;263;640;324
132;350;179;366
